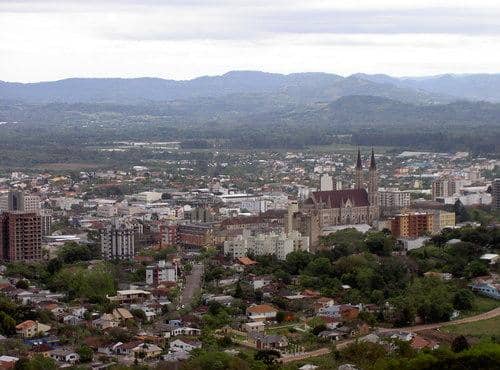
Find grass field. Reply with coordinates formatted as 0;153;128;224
442;316;500;340
460;296;500;318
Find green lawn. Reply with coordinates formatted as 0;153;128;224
459;296;500;318
442;316;500;340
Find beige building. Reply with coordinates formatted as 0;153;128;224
15;320;51;338
433;210;456;233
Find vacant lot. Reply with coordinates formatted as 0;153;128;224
442;316;500;340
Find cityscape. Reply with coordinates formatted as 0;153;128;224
1;1;500;370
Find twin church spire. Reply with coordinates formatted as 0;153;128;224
355;149;379;205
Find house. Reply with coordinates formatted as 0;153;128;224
114;341;144;356
15;320;51;338
63;314;83;326
170;327;202;337
410;335;439;350
29;343;53;357
243;321;266;333
252;276;273;290
112;308;134;322
107;290;152;304
49;349;80;364
169;339;202;353
246;304;278;321
480;253;499;265
0;355;19;370
92;314;119;330
131;343;162;359
340;305;360;320
318;330;344;341
249;333;288;350
313;297;335;313
469;282;500;300
236;257;257;267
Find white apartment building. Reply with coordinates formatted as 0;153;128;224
320;174;334;191
224;230;309;260
379;189;411;209
101;219;136;260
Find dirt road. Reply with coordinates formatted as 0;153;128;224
377;306;500;333
280;307;500;363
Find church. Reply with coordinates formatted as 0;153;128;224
287;149;379;250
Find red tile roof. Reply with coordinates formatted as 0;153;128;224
308;189;370;208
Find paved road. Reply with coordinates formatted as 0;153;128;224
377;306;500;333
180;263;204;307
280;307;500;363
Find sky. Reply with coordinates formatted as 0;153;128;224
1;0;500;82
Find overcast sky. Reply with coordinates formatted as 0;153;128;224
1;0;500;82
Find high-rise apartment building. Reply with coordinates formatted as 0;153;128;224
0;212;43;262
379;189;411;209
492;179;500;210
432;177;458;201
320;174;334;191
100;219;136;260
0;191;40;212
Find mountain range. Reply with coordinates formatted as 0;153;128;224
3;71;500;104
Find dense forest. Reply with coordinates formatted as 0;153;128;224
0;93;499;167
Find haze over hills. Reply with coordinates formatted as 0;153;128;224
3;71;500;105
0;71;460;105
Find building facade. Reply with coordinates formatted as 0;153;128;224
223;230;309;260
100;219;136;260
146;260;177;286
432;176;458;201
492;179;500;210
0;212;42;262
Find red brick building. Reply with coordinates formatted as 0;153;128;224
0;212;42;261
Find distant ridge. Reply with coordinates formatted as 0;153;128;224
0;71;452;104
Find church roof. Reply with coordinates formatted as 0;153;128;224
309;189;370;208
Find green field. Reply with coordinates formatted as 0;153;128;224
442;316;500;340
460;296;500;318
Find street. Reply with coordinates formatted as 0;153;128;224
180;263;204;307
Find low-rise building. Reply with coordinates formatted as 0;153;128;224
224;230;309;260
15;320;51;338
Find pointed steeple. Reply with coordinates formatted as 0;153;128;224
356;148;362;169
370;148;376;170
355;148;363;189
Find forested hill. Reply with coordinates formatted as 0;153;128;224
0;71;451;104
0;95;499;156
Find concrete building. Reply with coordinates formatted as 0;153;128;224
492;179;500;210
379;189;411;210
0;212;42;262
0;191;41;212
100;219;136;260
320;174;334;191
223;230;309;260
432;176;458;201
146;260;177;285
390;212;434;238
434;210;456;232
